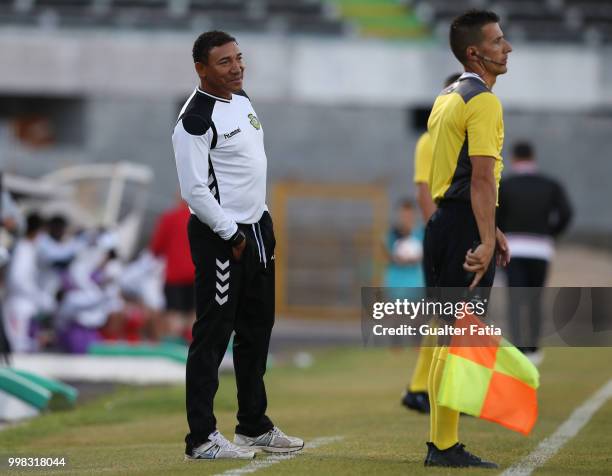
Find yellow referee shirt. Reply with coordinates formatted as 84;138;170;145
427;74;504;204
413;131;433;185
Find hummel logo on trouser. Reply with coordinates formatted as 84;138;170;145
215;259;230;305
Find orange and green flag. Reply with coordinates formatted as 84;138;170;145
437;312;540;435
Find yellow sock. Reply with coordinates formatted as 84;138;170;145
428;346;442;444
409;334;436;392
430;346;459;450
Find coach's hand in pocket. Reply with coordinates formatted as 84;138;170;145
232;239;247;262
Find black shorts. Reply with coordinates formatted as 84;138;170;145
164;283;195;314
423;200;496;306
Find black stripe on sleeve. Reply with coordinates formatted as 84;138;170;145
207;154;221;204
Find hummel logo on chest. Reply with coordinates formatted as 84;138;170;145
224;128;241;140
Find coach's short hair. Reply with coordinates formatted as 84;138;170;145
192;30;237;64
450;10;500;65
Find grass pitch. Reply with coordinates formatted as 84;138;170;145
1;346;612;475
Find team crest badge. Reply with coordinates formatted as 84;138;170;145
248;114;261;130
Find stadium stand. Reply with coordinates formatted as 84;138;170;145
409;0;612;44
2;0;612;43
0;0;346;35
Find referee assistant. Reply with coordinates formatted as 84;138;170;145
423;11;511;468
402;73;461;415
172;31;303;460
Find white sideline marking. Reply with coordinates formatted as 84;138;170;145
501;378;612;476
215;436;344;476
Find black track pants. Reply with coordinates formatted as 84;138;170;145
185;211;275;447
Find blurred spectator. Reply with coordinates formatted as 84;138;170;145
56;230;125;353
383;199;425;294
1;181;24;269
400;73;461;415
2;213;55;352
413;72;462;224
0;177;14;363
119;250;166;340
497;141;573;362
150;198;195;341
0;174;22;359
37;214;84;299
1;187;24;237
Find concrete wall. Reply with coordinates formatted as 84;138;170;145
1;28;612;109
0;28;610;246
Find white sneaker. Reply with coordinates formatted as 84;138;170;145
185;430;256;460
234;426;304;453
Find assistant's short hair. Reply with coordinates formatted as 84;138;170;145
450;10;500;65
512;141;534;160
192;30;237;64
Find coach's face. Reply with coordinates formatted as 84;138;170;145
477;22;512;75
197;41;245;98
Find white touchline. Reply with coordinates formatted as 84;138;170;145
501;378;612;476
215;436;344;476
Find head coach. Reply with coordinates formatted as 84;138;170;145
172;31;303;461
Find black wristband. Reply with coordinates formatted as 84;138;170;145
228;229;246;247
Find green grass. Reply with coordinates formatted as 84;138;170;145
1;347;612;475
